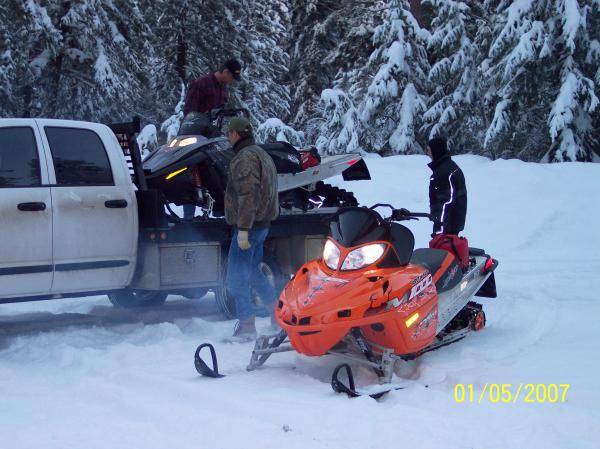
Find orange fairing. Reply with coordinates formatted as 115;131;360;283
275;250;440;357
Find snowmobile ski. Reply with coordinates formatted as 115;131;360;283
194;343;225;378
330;364;405;399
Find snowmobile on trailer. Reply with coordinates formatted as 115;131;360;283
142;108;369;220
194;205;498;398
107;111;369;316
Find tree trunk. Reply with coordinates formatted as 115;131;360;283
410;0;422;25
176;33;187;83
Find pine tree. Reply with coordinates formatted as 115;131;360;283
7;0;153;122
422;0;485;152
355;0;430;154
483;0;599;161
0;2;15;116
235;0;291;124
314;88;361;154
287;0;348;132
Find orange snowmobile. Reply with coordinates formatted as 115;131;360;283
195;205;498;398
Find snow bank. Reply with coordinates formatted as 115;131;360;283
1;156;599;449
136;124;158;158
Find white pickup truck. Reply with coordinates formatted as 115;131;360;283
0;119;139;302
0;117;368;317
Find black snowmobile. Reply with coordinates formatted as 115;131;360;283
143;109;370;220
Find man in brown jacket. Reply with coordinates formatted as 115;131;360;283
224;117;279;340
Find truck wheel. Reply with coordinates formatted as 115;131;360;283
214;256;285;320
108;290;168;308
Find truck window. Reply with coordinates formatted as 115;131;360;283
0;127;41;187
45;127;114;186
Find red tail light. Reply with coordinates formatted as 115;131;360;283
346;159;358;166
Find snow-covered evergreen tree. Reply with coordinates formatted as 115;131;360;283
314;89;361;154
356;0;430;154
256;118;304;146
483;0;599;161
0;2;15;116
287;0;348;132
422;0;485;152
234;0;291;124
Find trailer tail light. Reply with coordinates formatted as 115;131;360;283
149;232;157;241
482;258;496;274
160;232;167;240
190;166;203;188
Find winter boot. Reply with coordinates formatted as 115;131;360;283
227;316;257;343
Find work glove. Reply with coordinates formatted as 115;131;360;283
237;230;251;250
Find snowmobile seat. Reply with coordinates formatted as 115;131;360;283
410;248;462;292
260;141;302;174
469;247;485;256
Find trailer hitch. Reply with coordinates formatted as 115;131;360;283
194;343;225;378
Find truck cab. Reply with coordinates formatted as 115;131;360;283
0;119;138;300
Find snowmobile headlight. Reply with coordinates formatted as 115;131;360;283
168;139;178;148
177;137;197;147
323;240;341;270
341;243;386;271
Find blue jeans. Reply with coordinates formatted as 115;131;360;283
226;228;276;321
183;204;195;219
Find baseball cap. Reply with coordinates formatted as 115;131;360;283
223;58;242;81
224;116;252;134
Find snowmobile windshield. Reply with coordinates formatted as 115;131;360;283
143;137;220;174
329;208;387;248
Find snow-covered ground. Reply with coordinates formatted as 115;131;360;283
1;155;599;449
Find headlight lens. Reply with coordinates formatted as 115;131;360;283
323;240;340;270
177;137;198;147
341;243;387;271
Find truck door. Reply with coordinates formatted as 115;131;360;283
36;121;138;293
0;121;53;297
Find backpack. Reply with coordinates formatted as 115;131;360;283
429;234;469;270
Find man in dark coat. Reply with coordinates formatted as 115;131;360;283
426;137;467;236
223;117;279;341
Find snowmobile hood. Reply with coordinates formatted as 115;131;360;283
276;259;427;356
143;136;227;176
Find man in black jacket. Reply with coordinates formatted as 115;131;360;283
427;137;467;236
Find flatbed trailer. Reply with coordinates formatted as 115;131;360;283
109;120;340;317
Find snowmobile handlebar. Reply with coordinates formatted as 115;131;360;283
213;108;250;129
369;204;431;222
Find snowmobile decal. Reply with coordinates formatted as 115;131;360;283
409;273;432;300
303;274;349;305
412;308;438;340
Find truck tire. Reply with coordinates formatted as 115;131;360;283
214;256;285;320
108;290;168;308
